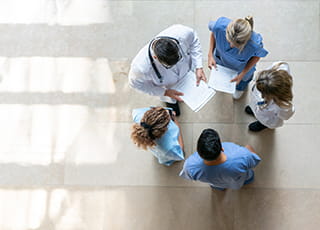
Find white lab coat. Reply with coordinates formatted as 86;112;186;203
249;62;295;128
128;24;203;103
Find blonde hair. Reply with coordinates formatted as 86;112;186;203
226;16;254;52
131;107;170;150
256;62;293;108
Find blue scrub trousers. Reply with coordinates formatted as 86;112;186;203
236;74;254;91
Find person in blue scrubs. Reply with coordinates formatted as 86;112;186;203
131;106;184;166
208;16;268;99
180;128;261;190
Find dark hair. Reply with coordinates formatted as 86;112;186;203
197;129;222;161
153;38;180;66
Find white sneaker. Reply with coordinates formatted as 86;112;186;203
232;90;244;100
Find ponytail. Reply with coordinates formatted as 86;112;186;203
131;107;170;150
245;16;254;30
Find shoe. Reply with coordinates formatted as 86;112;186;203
232;90;244;100
245;105;254;116
244;173;255;185
210;185;226;191
249;121;268;132
165;102;180;116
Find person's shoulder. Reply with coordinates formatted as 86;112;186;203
184;152;205;176
171;24;192;30
246;31;268;56
160;24;194;36
222;142;252;157
222;142;240;149
185;152;202;166
249;31;264;47
132;107;150;122
167;119;179;132
209;17;231;31
131;45;153;74
157;24;196;45
217;17;231;25
271;61;290;73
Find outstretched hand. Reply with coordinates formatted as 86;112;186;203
208;55;217;70
164;89;184;102
196;68;207;86
230;74;243;85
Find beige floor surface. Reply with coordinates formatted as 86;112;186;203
0;0;319;230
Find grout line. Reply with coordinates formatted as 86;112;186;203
1;185;320;191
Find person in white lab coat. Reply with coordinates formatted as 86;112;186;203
245;62;294;132
128;24;207;116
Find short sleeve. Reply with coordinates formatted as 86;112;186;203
252;33;269;58
208;17;231;33
208;20;217;32
179;164;194;180
254;47;268;58
132;107;150;123
245;150;261;169
167;145;184;161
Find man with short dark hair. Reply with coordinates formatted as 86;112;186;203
180;128;261;190
129;24;206;116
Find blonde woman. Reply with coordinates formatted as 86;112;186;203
131;106;184;166
245;62;294;132
208;16;268;99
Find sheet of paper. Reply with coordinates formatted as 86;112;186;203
172;72;216;112
208;64;238;94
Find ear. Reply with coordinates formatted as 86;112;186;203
221;147;224;152
153;56;157;59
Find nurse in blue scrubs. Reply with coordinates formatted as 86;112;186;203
208;16;268;99
131;106;184;166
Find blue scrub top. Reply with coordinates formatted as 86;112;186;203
208;17;268;81
180;142;261;189
132;107;184;166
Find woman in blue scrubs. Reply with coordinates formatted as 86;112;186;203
131;106;184;166
208;16;268;99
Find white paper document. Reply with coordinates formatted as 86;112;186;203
208;64;238;94
172;72;216;112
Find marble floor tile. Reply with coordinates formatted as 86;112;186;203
234;188;320;230
195;0;320;61
0;0;113;25
0;57;116;93
0;163;64;186
64;122;197;186
0;187;235;230
0;1;194;58
0;58;158;122
0;1;319;229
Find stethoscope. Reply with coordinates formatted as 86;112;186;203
148;36;183;83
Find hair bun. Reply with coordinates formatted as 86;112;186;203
140;122;155;139
245;16;254;29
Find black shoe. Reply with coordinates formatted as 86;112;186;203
165;102;180;116
245;106;254;116
249;121;268;132
210;185;226;191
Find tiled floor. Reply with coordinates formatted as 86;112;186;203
0;0;319;229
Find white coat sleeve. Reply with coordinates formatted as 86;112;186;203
278;105;295;120
128;66;166;97
184;27;203;69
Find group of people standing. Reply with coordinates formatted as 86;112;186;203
128;16;294;190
